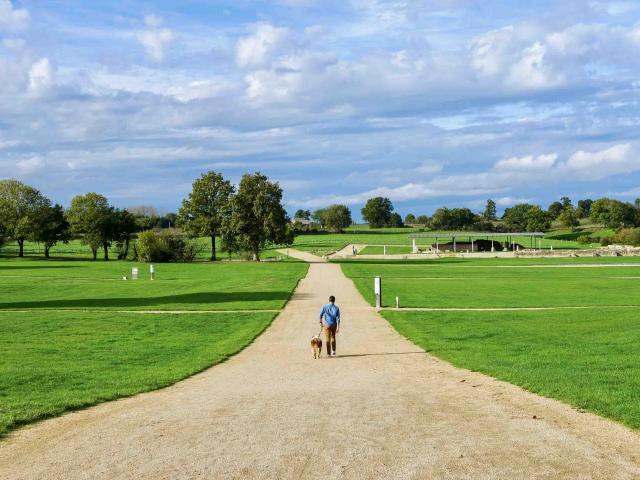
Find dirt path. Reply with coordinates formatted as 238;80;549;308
2;250;640;479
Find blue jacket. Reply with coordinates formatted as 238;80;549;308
320;303;341;326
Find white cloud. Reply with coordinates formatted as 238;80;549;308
494;153;558;171
0;0;29;31
564;144;636;179
507;42;565;89
17;155;44;174
136;15;174;62
470;26;514;77
28;57;53;93
236;23;289;69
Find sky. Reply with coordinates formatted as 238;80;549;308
2;1;640;219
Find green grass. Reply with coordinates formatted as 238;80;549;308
293;226;611;256
0;310;276;436
0;257;307;435
382;308;640;429
0;259;307;311
0;238;289;261
339;256;640;308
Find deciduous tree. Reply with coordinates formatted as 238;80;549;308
322;204;352;232
224;172;291;261
590;198;636;229
483;199;497;220
66;192;113;260
35;204;70;258
177;171;234;261
361;197;393;228
0;179;51;257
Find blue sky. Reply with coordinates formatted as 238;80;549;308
2;1;640;219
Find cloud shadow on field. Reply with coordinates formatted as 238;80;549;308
0;291;292;310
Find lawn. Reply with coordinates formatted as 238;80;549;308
0;310;276;436
0;238;289;261
0;258;307;436
338;255;640;429
339;256;640;308
382;308;640;429
293;226;609;256
0;259;307;311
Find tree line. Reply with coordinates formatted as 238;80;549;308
402;197;640;233
0;171;292;262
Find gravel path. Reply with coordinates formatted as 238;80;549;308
1;250;640;479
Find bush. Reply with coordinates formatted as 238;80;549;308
576;235;595;245
600;236;613;246
613;228;640;247
135;229;199;262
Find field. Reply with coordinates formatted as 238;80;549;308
0;258;307;435
0;238;287;261
294;225;615;256
339;256;640;428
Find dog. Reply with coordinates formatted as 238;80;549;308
310;335;323;359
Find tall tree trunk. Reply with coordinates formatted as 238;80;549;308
103;242;109;261
123;237;130;259
253;247;260;262
211;234;217;261
17;238;24;257
92;248;97;260
44;245;50;258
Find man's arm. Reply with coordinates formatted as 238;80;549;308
336;306;341;331
319;305;325;325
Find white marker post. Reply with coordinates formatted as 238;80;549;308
131;267;138;280
374;276;382;309
150;264;155;280
395;296;399;309
383;245;387;256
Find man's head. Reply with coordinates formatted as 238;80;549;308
329;295;335;303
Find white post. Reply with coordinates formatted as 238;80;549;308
395;296;399;309
374;277;382;308
412;238;417;254
150;264;155;280
131;267;138;280
383;245;387;255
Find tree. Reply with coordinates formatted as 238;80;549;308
111;209;137;259
483;199;497;220
431;207;476;230
560;196;572;209
0;179;51;257
577;199;593;217
503;203;550;232
416;215;430;225
557;206;580;231
34;204;70;258
311;208;327;227
389;212;404;228
361;197;393;228
404;213;416;225
548;201;564;219
294;209;311;220
590;198;636;228
224;172;290;261
66;192;113;260
322;205;352;232
177;171;234;261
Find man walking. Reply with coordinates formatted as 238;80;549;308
319;295;340;356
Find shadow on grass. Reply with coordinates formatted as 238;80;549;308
0;291;292;310
0;264;83;270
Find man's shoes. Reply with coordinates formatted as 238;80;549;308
331;351;336;356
